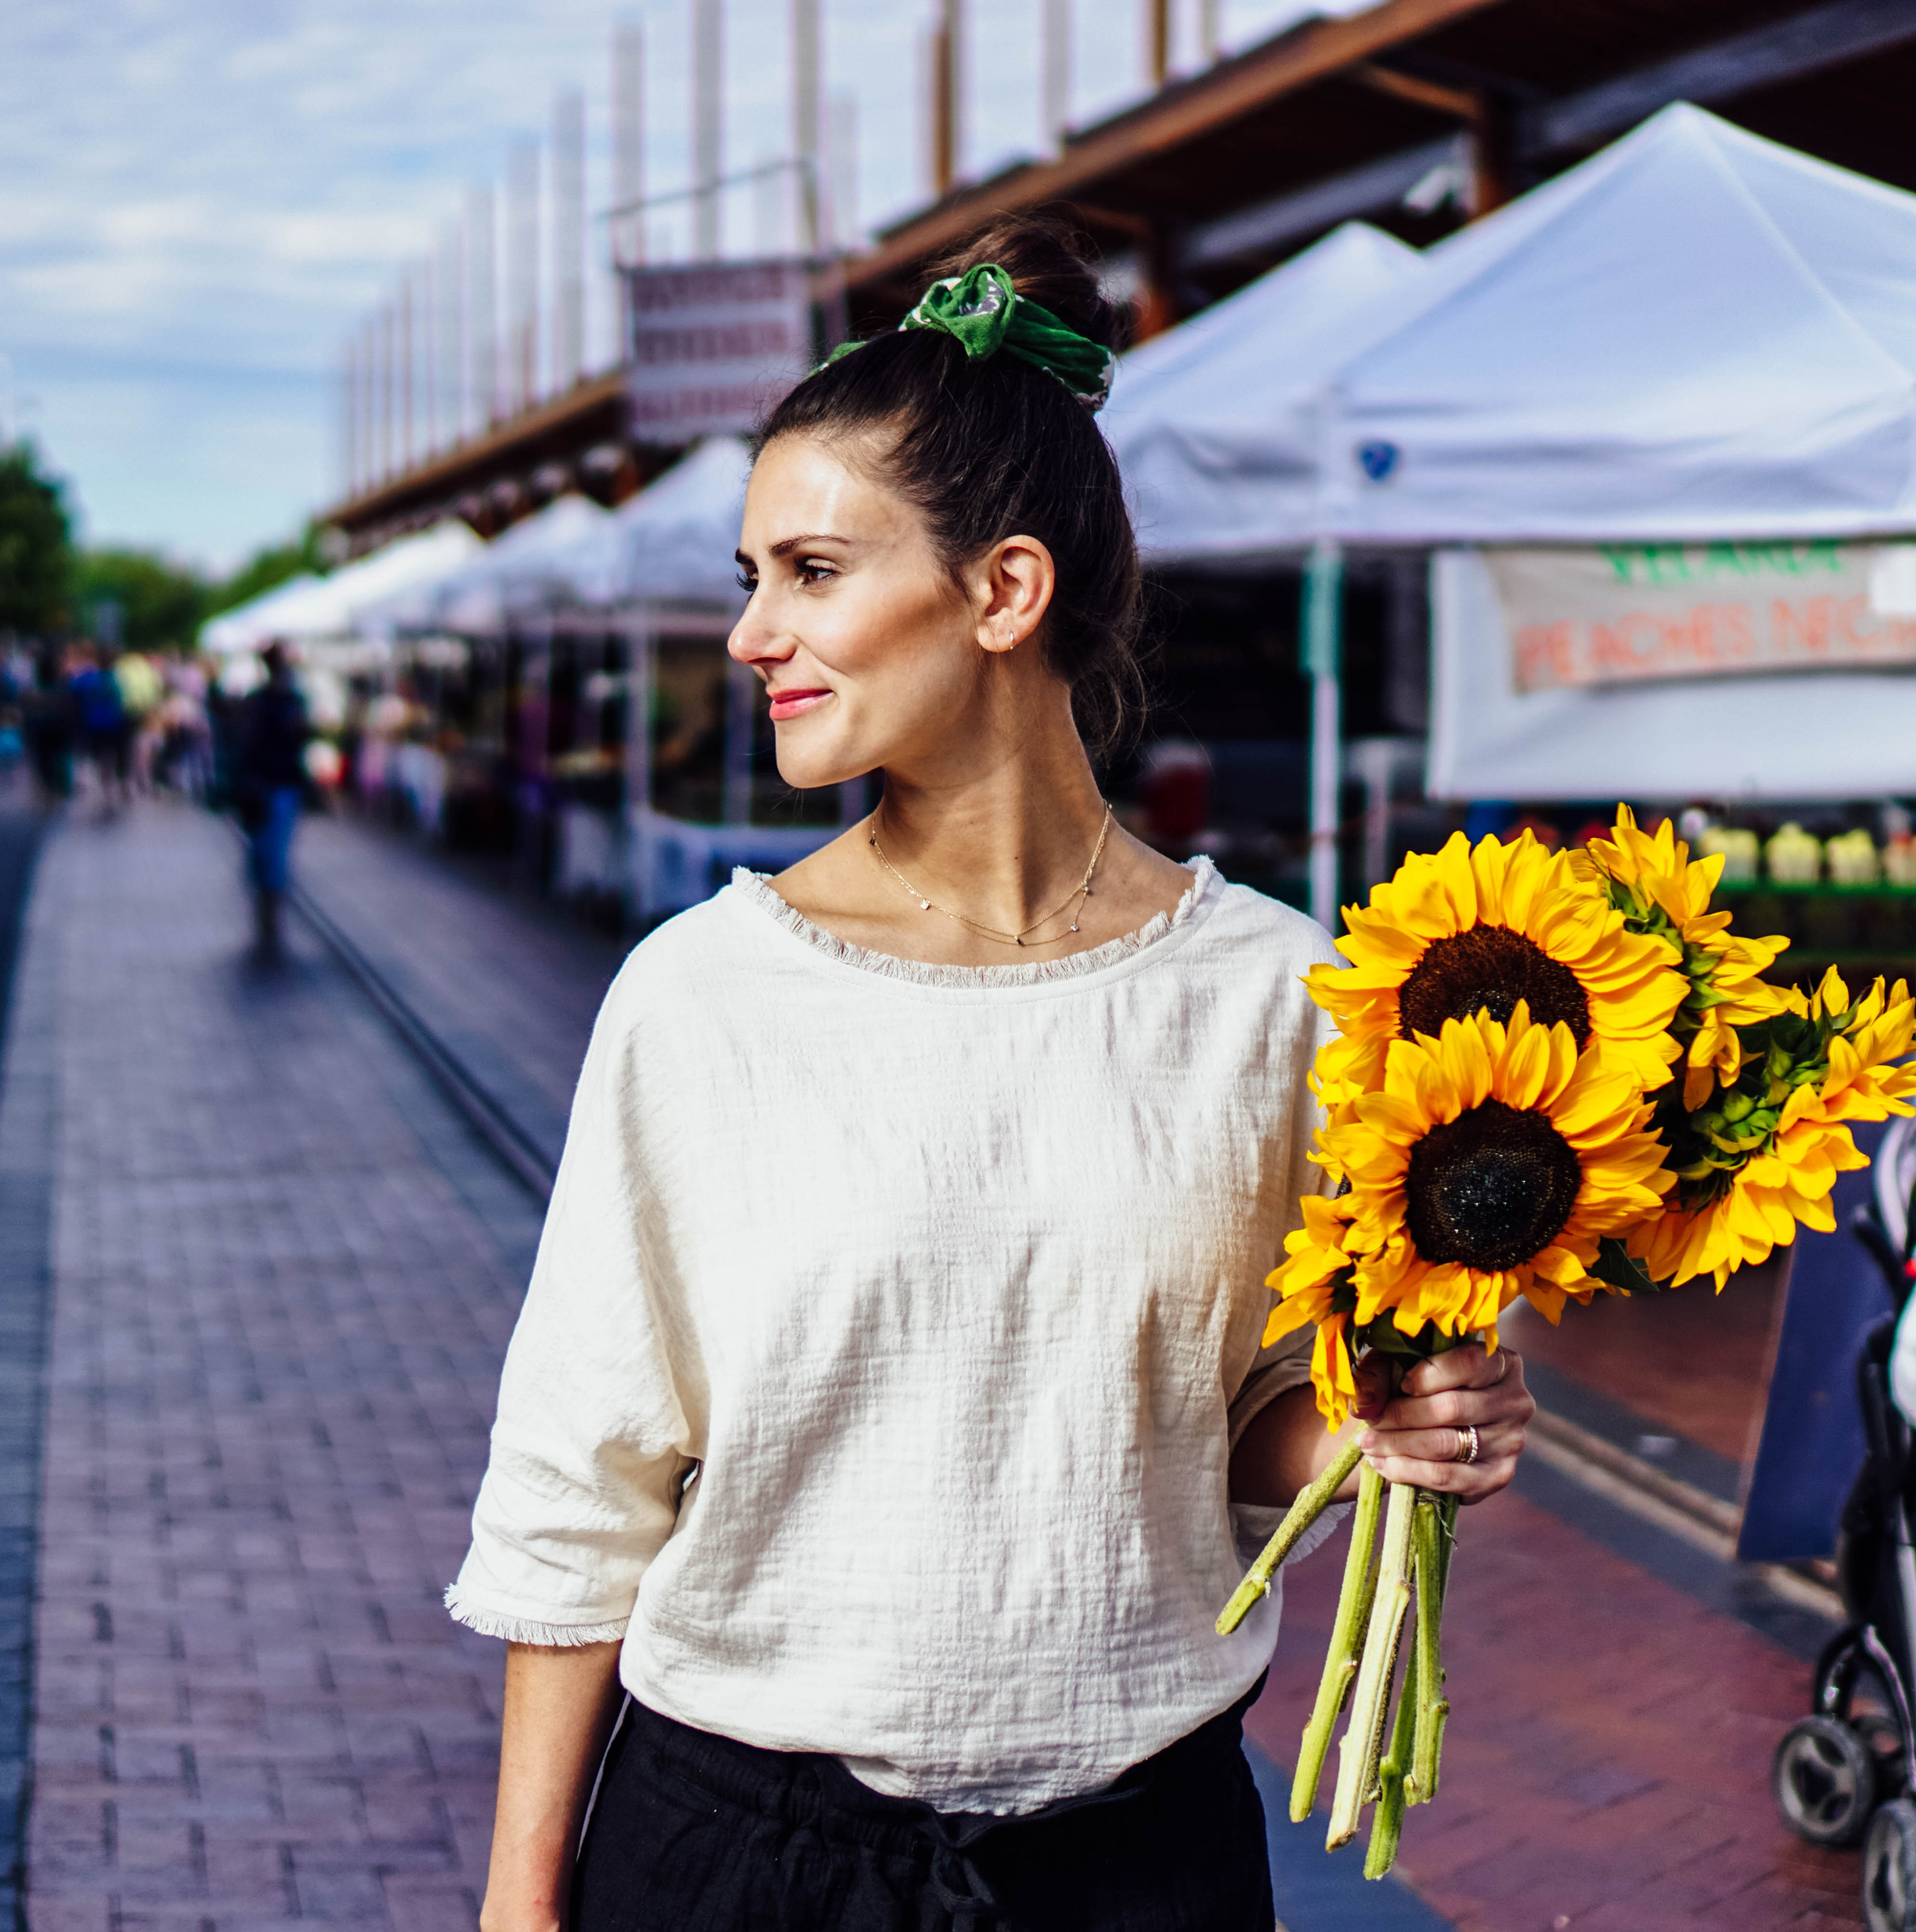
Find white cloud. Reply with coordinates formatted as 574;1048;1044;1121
0;0;1346;569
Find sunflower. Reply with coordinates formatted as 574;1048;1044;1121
1636;968;1916;1290
1571;807;1790;1110
1319;1005;1672;1341
1264;1195;1363;1427
1307;830;1685;1111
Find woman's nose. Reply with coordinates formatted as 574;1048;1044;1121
727;604;793;668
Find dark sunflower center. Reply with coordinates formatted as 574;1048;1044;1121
1404;1100;1584;1271
1398;926;1591;1047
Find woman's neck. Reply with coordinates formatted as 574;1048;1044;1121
766;690;1195;969
873;745;1110;942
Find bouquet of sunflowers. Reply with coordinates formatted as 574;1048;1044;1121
1218;807;1916;1877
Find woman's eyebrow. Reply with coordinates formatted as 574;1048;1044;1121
766;533;852;558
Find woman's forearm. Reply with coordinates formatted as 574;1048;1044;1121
481;1640;626;1932
1230;1382;1363;1508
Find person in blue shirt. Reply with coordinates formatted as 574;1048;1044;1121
233;642;309;956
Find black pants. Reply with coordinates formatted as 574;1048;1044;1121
572;1687;1275;1932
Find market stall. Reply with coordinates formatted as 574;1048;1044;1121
1105;105;1916;922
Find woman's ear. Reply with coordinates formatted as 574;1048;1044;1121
970;534;1056;657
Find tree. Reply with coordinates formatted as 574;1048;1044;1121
0;440;74;638
206;522;331;618
70;547;209;655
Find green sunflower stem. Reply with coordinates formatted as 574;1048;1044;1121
1290;1459;1384;1821
1364;1601;1418;1876
1410;1494;1459;1806
1328;1478;1417;1851
1217;1439;1365;1637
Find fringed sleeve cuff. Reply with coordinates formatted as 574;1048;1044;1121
444;1584;630;1648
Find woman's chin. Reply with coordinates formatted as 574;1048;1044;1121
773;750;864;792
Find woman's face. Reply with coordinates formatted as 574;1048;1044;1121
729;434;1041;791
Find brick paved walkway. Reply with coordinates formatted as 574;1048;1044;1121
23;800;549;1930
1252;1489;1859;1932
294;815;623;1171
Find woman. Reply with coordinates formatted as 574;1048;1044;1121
452;220;1535;1932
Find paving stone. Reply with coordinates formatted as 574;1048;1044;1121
23;803;550;1928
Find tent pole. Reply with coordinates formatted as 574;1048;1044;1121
625;613;656;930
1304;538;1343;931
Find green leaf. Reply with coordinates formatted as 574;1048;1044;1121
1591;1237;1673;1295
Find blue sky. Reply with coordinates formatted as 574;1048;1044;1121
0;0;1335;573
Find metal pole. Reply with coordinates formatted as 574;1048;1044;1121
342;338;355;498
507;140;539;412
791;0;821;254
553;89;585;393
613;20;646;263
694;0;724;258
380;305;395;481
1304;537;1344;932
399;272;415;473
469;185;497;428
627;619;656;924
1147;0;1170;85
362;319;378;487
1042;0;1070;149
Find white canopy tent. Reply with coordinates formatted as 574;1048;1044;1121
1103;220;1423;562
200;522;482;655
200;572;323;655
607;435;753;602
1106;105;1916;854
417;494;618;634
1111;106;1916;554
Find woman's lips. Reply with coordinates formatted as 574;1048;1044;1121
768;688;833;721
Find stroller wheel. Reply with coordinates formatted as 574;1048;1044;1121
1775;1716;1877;1845
1864;1797;1916;1932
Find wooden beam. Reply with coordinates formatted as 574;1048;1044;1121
325;368;629;528
1522;0;1916;155
1183;134;1460;267
844;0;1504;292
1350;60;1480;122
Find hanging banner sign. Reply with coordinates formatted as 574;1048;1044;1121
624;260;813;442
1489;541;1916;693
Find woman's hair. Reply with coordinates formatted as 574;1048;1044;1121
758;215;1145;760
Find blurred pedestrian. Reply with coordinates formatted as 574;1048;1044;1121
70;646;132;810
22;647;76;804
112;648;164;793
233;642;309;956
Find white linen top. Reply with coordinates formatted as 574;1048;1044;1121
447;856;1342;1813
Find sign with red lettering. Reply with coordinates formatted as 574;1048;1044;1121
623;260;814;442
1488;542;1916;693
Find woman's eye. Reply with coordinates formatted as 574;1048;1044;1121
796;558;835;585
735;571;757;593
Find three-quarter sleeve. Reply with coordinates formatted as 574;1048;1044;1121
445;985;695;1645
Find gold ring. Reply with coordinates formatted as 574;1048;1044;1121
1452;1424;1480;1466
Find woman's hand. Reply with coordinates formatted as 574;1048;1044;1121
1353;1343;1534;1504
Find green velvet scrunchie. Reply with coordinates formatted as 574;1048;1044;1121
828;262;1115;412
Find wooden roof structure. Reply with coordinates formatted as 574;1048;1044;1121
848;0;1916;330
328;0;1916;549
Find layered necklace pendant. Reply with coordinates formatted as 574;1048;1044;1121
871;802;1115;948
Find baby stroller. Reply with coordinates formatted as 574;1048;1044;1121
1772;1114;1916;1931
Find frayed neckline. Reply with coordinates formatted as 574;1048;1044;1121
728;855;1218;989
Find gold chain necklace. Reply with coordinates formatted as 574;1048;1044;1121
868;802;1115;947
